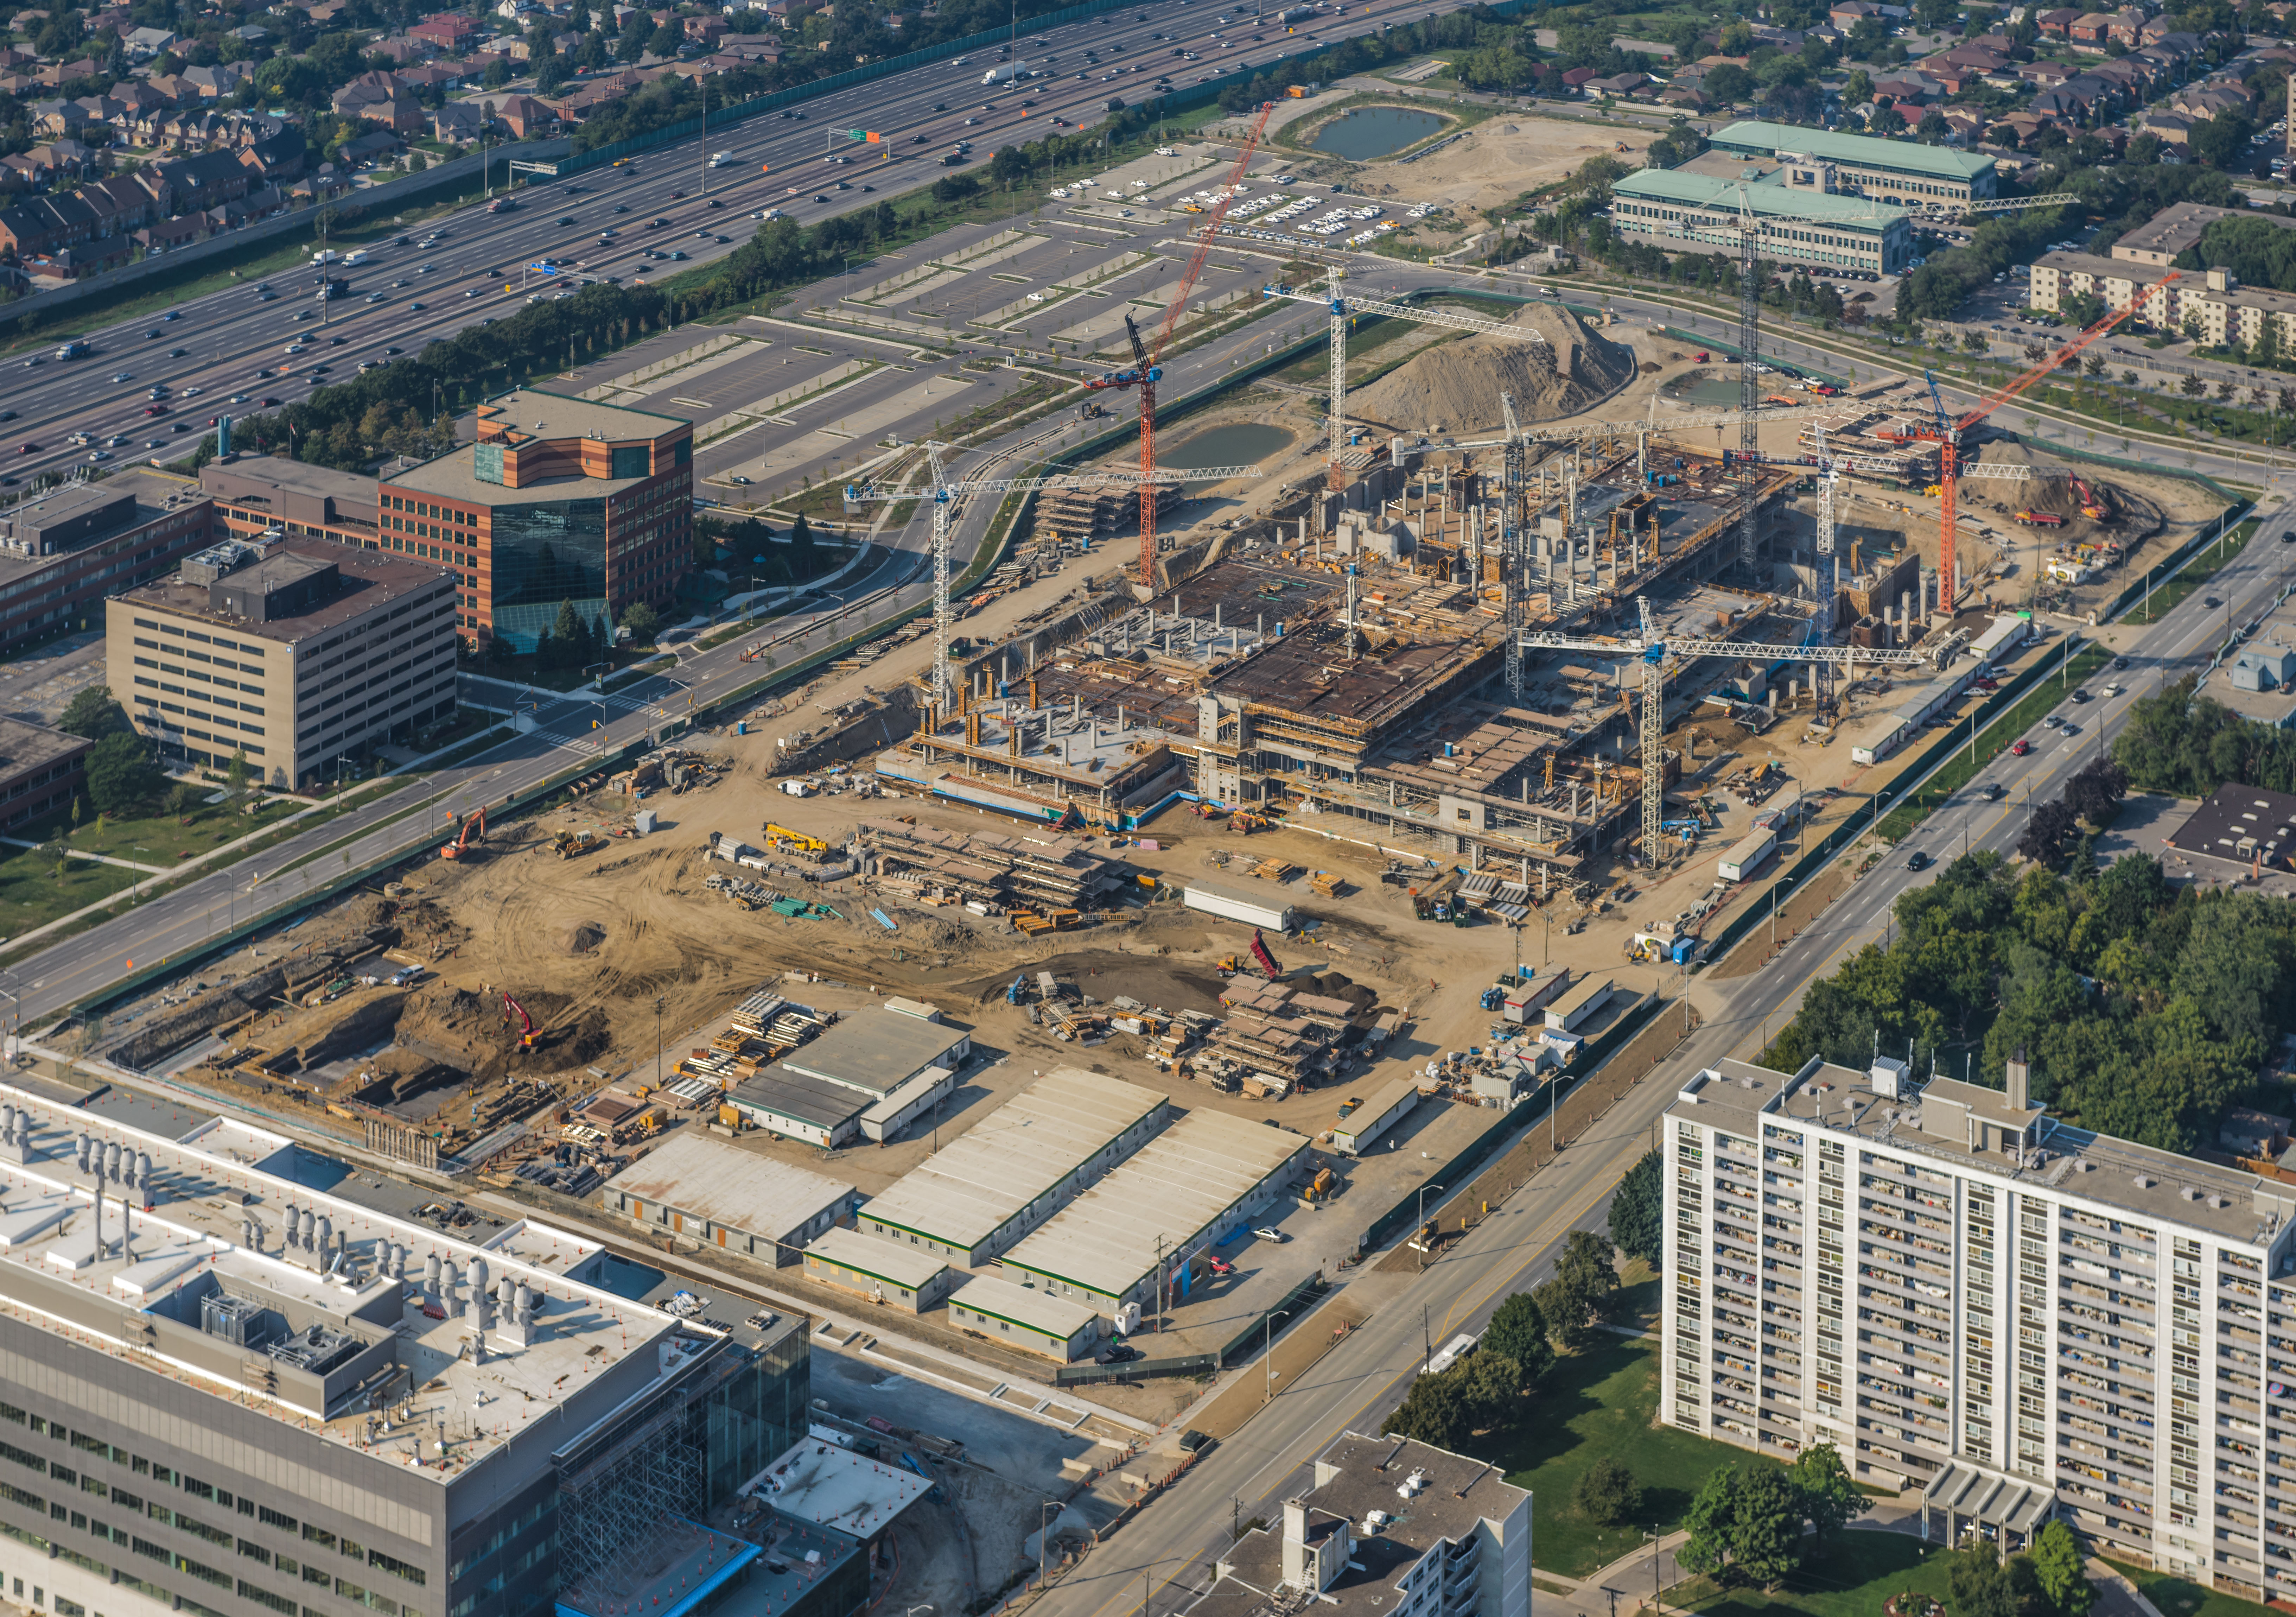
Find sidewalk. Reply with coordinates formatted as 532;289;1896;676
0;837;168;875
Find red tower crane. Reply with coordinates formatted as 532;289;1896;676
1910;272;2176;616
1085;99;1278;586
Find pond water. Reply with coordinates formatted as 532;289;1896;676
1308;106;1446;160
1673;378;1748;408
1159;421;1296;470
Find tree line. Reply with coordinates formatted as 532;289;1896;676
224;115;1140;473
1761;844;2294;1154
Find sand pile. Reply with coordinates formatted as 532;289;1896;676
1349;303;1636;434
1962;440;2162;545
566;922;606;955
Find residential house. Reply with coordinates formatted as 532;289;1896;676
1872;72;1941;101
2105;5;2149;44
398;61;463;91
152;147;253;209
1658;83;1711;110
144;71;198;102
230;24;267;42
2035;6;2080;31
408;11;483;49
179;62;244;96
121;24;175;55
2068;11;2117;46
685;13;726;43
336;129;402;165
2017;58;2076;85
26;138;92;175
2170;81;2249;119
1935;104;1987;140
2141;108;2194;144
1559;65;1602;91
370;36;435;63
133;210;203;251
714;30;784;60
1829;0;1884;23
494;91;559;135
1584;70;1653;97
430;100;484;141
239;131;306;182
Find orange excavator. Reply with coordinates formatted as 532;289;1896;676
502;992;536;1048
2070;474;2110;521
439;806;486;861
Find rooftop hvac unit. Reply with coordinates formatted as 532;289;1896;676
264;1324;362;1377
200;1292;272;1348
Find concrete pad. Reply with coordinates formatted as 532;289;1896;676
872;266;970;308
715;376;990;483
602;339;768;399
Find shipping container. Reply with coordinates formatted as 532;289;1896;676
1718;829;1779;883
1182;878;1294;932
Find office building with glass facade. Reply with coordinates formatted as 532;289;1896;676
377;391;693;652
0;1081;812;1617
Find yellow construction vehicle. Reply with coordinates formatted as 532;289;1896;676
764;823;827;854
557;830;604;859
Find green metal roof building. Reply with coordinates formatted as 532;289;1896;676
1706;120;1999;201
1611;167;1917;275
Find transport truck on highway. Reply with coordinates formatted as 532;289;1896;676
980;60;1026;83
55;341;89;361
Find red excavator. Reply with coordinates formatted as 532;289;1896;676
439;806;487;861
502;992;536;1048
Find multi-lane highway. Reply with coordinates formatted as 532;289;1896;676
6;0;1426;482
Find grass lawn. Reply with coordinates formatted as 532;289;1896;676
36;797;310;867
1490;1335;1776;1577
0;842;145;937
1670;1530;1945;1617
2104;1561;2278;1617
2127;518;2258;626
1617;1257;1660;1328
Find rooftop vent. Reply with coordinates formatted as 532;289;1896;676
2182;1186;2199;1201
2135;1174;2154;1189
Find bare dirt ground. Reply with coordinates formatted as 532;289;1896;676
1347;112;1659;218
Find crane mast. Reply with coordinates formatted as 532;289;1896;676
1736;177;1761;574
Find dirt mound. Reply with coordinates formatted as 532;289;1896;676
397;987;609;1081
1349;302;1636;434
1965;440;2164;548
1306;972;1379;1013
566;922;607;955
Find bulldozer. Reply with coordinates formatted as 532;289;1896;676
551;829;604;859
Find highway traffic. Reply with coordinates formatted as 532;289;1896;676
1;0;1420;484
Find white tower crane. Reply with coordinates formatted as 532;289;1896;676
1519;614;1928;868
847;444;1260;710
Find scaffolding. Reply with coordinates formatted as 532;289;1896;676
552;1349;723;1593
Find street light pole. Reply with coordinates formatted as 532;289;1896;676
1263;1307;1291;1402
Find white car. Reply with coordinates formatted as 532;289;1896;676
1252;1226;1287;1243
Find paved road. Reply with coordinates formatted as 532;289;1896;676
1023;374;2296;1617
5;0;1430;485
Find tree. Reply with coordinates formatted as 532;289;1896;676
1609;1149;1662;1268
2065;755;2129;825
551;598;585;671
1480;1292;1555;1387
227;746;252;799
86;733;159;815
1787;1442;1859;1546
1729;1469;1806;1587
2020;797;2079;864
59;685;131;741
1704;62;1753;102
621;601;662;645
1535;1230;1623;1351
2028;1522;2095;1617
38;833;67;882
1573;1456;1643;1525
1679;1466;1741;1579
2183;373;2209;398
1380;1350;1519;1449
1949;1543;2018;1617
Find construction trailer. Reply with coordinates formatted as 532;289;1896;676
597;1132;856;1264
800;1225;957;1311
1543;972;1615;1034
1718;829;1780;883
1183;877;1297;932
1332;1073;1423;1156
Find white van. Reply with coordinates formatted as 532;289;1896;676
709;150;735;167
343;249;369;266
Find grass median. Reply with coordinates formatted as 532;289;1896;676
2127;517;2261;625
1872;643;2114;845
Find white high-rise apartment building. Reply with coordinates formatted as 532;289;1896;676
1661;1053;2296;1599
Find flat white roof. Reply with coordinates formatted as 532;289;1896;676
1000;1107;1308;1298
802;1226;950;1292
950;1273;1101;1339
599;1130;854;1236
859;1067;1166;1251
749;1438;932;1539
